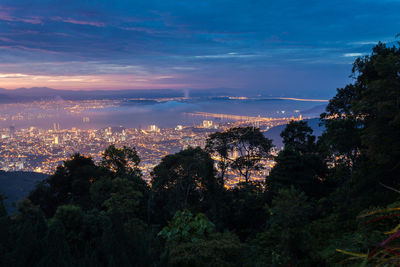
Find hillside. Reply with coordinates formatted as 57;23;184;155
0;171;47;214
265;118;324;149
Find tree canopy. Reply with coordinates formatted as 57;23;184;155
206;126;273;184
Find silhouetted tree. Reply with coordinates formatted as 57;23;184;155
206;127;273;185
320;42;400;208
150;147;218;224
100;145;150;220
10;199;48;267
268;121;327;199
101;144;141;178
280;120;316;153
223;181;268;240
205;131;231;186
29;154;103;217
38;219;73;267
249;187;314;266
159;210;244;267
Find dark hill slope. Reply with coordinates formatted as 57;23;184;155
264;118;324;149
0;171;47;214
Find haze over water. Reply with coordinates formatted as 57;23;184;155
0;98;326;130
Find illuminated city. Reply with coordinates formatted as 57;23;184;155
0;100;305;186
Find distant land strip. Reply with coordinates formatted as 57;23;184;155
184;112;305;122
276;97;329;102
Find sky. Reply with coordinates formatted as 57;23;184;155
0;0;399;97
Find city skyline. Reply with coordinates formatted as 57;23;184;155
0;114;296;184
1;1;399;97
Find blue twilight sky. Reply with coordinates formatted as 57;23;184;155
0;0;399;97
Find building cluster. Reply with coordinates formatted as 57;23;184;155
0;116;296;185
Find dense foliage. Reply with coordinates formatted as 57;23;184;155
1;41;400;266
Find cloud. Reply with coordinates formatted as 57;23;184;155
0;73;29;78
53;17;105;27
171;66;197;71
343;53;364;57
120;26;162;34
349;41;379;45
0;10;42;24
194;52;258;59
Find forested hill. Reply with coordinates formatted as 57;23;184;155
265;118;324;148
0;171;47;213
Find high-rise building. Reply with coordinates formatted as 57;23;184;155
203;120;213;128
16;160;24;171
9;126;15;137
150;125;160;132
105;127;112;135
53;123;60;131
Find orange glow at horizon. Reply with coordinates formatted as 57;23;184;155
0;72;191;90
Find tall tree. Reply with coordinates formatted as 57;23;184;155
101;145;141;178
150;147;217;223
250;187;314;266
159;210;244;267
205;131;231;186
280;121;316;153
10;199;48;266
268;121;327;198
320;84;362;168
29;154;103;217
320;41;400;207
38;220;73;267
100;145;149;220
206;127;273;185
0;194;7;217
